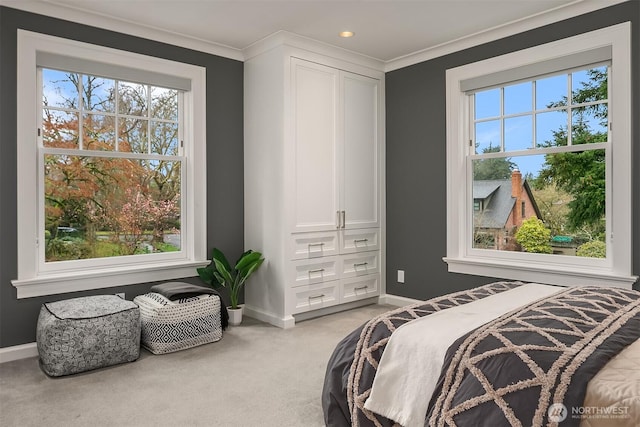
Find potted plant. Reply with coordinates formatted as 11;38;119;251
197;248;264;325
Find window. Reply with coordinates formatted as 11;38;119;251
13;31;207;298
444;23;636;288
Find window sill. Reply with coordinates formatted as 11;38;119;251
11;260;209;299
443;257;638;289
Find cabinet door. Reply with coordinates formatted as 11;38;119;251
341;72;380;229
291;59;340;233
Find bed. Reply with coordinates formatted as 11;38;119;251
322;281;640;427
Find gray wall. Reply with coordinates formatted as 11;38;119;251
385;1;640;300
0;6;244;348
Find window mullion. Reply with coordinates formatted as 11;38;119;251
532;81;537;149
78;75;84;150
567;72;573;146
147;84;152;155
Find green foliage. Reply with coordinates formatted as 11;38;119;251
45;237;91;261
515;218;553;254
576;240;606;258
153;242;180;252
473;144;515;180
197;248;265;309
534;67;608;230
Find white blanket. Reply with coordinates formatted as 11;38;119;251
363;283;561;427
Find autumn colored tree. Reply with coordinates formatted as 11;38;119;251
42;70;181;260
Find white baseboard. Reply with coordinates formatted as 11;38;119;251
293;298;378;324
242;305;296;329
379;293;422;307
0;342;38;363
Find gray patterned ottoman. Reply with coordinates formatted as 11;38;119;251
36;295;140;377
134;292;223;354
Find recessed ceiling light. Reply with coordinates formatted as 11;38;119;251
339;31;355;38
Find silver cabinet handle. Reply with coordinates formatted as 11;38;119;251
308;294;325;301
354;285;369;292
336;211;341;229
308;242;325;251
354;262;369;268
341;210;346;229
354;238;369;244
308;268;325;275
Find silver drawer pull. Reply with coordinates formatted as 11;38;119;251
308;268;325;275
354;238;369;244
308;242;325;248
353;262;369;268
308;294;325;301
354;285;369;292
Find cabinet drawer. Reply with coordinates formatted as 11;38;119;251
289;257;339;287
290;282;339;314
340;228;380;253
341;252;379;278
290;231;339;260
342;274;379;303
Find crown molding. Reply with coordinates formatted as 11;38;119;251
384;0;629;72
243;30;385;73
0;0;628;70
0;0;244;61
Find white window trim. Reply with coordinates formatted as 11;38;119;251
444;23;637;289
13;30;208;298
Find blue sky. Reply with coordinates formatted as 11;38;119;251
473;66;607;177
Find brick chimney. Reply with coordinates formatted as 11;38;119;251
511;169;523;226
511;169;522;199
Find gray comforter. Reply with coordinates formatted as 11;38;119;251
322;282;640;427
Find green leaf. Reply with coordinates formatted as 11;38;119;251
235;251;262;272
196;267;216;286
213;258;234;285
212;248;232;273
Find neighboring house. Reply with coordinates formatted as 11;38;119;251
473;169;542;250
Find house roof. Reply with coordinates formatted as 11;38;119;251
473;179;514;229
473;177;542;229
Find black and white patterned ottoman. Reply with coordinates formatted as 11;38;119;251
36;295;141;377
134;292;223;354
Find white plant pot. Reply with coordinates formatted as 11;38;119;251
228;306;243;326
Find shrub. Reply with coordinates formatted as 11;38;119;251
576;240;606;258
515;217;553;254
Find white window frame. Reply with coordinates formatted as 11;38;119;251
444;23;636;289
13;31;208;298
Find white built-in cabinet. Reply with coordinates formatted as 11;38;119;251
244;40;383;328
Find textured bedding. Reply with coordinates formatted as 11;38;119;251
580;339;640;427
321;281;640;427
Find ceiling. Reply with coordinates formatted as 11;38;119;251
8;0;595;62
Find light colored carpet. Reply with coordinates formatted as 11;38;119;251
0;304;393;427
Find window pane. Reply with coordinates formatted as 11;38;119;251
475;88;500;119
536;74;567;110
151;121;179;155
43;69;79;109
83;114;115;150
151;87;178;121
44;154;182;262
475;120;501;154
118;81;148;116
42;109;79;148
504;82;531;115
119;118;148;153
471;150;605;258
572;66;607;104
536;110;567;148
82;76;115;113
504;115;532;151
572;108;607;144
